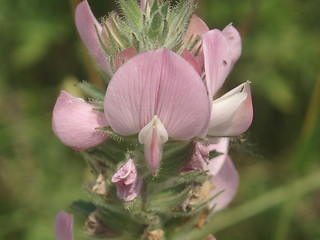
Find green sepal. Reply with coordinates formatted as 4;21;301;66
118;0;143;31
76;81;105;100
70;200;97;217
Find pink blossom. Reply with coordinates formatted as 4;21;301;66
111;159;142;201
55;211;74;240
52;91;108;150
104;49;210;171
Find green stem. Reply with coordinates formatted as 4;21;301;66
185;170;320;240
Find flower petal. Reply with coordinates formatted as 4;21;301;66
207;138;229;175
207;81;253;136
139;116;168;171
181;49;202;75
114;46;137;71
184;15;209;53
52;91;108;150
222;24;242;66
104;48;210;140
209;156;239;211
202;30;232;97
55;211;73;240
75;1;112;75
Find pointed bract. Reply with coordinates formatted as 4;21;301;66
52;91;108;150
104;48;210;140
208;81;253;136
55;211;74;240
75;1;112;75
111;159;142;201
139;116;168;171
209;156;239;211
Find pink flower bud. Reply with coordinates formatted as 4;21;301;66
111;159;142;201
55;211;73;240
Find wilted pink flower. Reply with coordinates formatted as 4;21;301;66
55;211;74;240
111;159;142;201
208;138;239;211
52;91;108;150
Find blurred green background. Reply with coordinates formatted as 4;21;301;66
0;0;319;239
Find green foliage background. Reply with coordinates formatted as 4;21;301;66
0;0;319;239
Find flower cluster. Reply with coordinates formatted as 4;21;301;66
53;0;253;239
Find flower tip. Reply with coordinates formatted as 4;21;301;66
55;211;73;240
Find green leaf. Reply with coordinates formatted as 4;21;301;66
76;81;105;100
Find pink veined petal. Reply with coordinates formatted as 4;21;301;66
52;91;108;150
208;81;253;136
104;48;210;140
75;1;112;75
202;29;232;97
207;138;229;175
55;211;74;240
222;24;242;67
114;46;138;71
209;156;239;211
184;15;209;54
181;49;202;76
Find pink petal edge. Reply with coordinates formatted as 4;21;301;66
209;156;239;211
75;1;112;75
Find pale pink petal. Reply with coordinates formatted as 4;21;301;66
104;48;210;140
184;15;209;53
207;138;229;175
111;159;142;201
114;46;138;71
140;0;146;12
222;24;242;66
55;211;73;240
75;1;112;75
138;116;168;172
202;30;232;97
52;91;108;150
181;49;202;75
209;156;239;211
208;81;253;136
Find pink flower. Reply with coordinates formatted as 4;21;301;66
52;91;108;150
111;159;142;201
55;211;74;240
104;49;210;171
208;138;239;211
